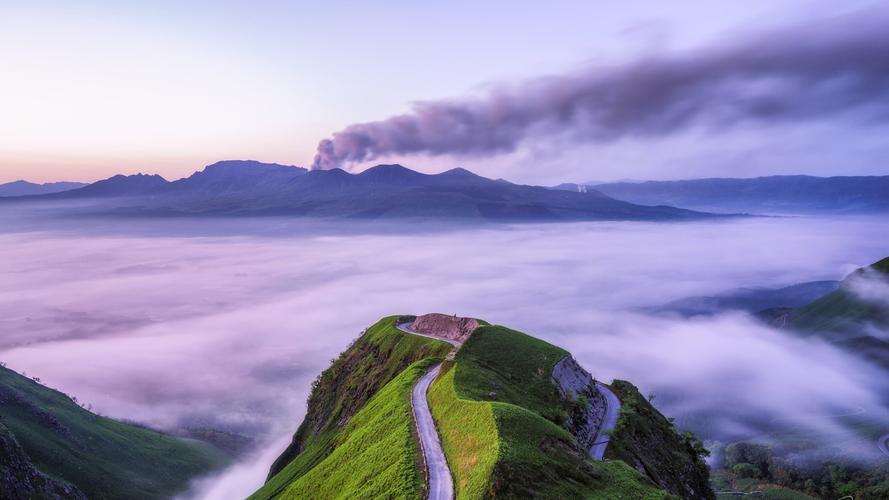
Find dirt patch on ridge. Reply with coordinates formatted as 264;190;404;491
410;313;479;343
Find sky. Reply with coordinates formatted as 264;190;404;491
1;0;886;184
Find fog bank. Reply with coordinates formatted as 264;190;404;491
1;215;887;497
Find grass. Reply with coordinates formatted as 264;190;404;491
254;316;451;499
789;255;889;335
256;359;438;499
0;365;229;499
256;318;699;499
430;324;672;499
607;380;713;499
453;325;570;421
427;363;498;498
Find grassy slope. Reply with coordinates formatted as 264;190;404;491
787;256;889;370
427;364;498;498
789;256;889;335
608;380;714;499
431;325;671;499
0;365;229;499
255;359;437;499
254;316;451;499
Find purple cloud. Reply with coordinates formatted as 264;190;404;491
312;7;889;170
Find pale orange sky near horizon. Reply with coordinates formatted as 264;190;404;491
2;0;886;186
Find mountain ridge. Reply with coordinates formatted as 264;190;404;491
565;175;889;214
0;180;87;197
253;315;713;499
3;161;718;222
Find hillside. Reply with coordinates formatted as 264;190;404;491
0;364;231;499
569;175;889;214
783;256;889;369
254;315;712;499
655;281;840;317
3;162;716;222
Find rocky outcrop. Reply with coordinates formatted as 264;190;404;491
608;380;715;500
0;422;86;500
409;313;479;344
551;356;607;454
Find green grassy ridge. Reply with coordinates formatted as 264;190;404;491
789;255;889;335
258;318;709;499
786;255;889;371
432;324;674;499
607;380;714;499
0;421;86;498
258;316;452;498
427;363;498;498
251;358;439;500
267;316;452;479
0;365;229;499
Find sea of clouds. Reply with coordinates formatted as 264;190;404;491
1;212;887;498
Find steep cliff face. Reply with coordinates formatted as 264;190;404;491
551;356;607;452
608;380;714;500
0;422;86;500
264;316;452;484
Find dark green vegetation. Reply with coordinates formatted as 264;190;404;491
7;161;714;221
254;316;452;499
786;256;889;369
259;317;713;499
712;442;889;499
0;364;230;499
434;325;691;499
707;256;889;500
0;421;86;499
607;380;713;499
254;359;440;499
789;256;889;334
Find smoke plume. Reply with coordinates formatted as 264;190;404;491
312;7;889;170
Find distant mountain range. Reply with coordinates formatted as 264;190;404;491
2;160;712;222
0;180;86;197
555;175;889;214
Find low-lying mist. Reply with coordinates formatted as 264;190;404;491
1;211;887;498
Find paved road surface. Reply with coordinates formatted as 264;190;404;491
397;321;461;347
879;433;889;459
412;364;454;500
399;320;456;499
590;382;620;460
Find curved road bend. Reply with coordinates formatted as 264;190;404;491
398;321;457;500
396;321;461;348
590;382;621;460
879;433;889;459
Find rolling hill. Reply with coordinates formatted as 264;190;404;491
3;161;716;222
557;175;889;214
781;256;889;369
253;315;713;499
0;363;231;499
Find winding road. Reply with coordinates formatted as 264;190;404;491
398;319;620;498
590;381;621;460
398;321;457;500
